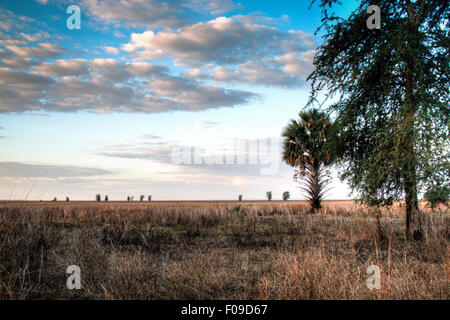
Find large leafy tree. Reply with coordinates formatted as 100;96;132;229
308;0;449;239
282;109;334;211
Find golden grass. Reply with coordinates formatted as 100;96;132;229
0;201;448;300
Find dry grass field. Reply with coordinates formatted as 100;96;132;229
0;200;448;300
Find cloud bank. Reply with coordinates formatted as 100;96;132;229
0;162;112;178
0;6;315;114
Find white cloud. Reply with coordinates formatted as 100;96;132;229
0;57;38;69
212;51;315;88
82;0;239;29
183;0;240;15
125;61;168;77
103;46;119;55
113;30;126;38
148;76;258;110
91;58;132;82
0;39;28;46
0;67;55;112
82;0;186;29
0;56;257;113
120;15;315;88
34;59;90;77
19;32;50;42
182;68;211;80
0;21;11;31
0;6;315;114
5;43;66;59
123;16;315;67
0;9;35;31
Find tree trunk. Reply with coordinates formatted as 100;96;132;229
375;208;384;243
311;160;322;211
404;163;422;240
403;21;423;241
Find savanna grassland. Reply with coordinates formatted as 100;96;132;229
0;201;448;300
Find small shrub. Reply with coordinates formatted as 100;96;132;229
229;205;242;215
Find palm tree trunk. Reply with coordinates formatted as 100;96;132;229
310;160;322;211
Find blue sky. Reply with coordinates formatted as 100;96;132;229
0;0;359;201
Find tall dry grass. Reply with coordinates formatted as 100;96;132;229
0;202;447;299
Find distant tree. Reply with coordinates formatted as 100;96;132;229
238;195;243;202
308;0;449;239
65;196;70;202
282;109;334;211
96;194;101;202
127;196;131;202
283;191;290;201
140;195;145;202
52;197;57;202
424;186;449;209
104;195;109;202
148;195;152;201
266;191;272;201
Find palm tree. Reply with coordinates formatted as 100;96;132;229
282;109;334;211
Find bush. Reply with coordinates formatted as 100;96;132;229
266;191;272;201
283;191;290;201
229;205;242;214
96;194;101;202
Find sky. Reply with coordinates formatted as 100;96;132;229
0;0;360;201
